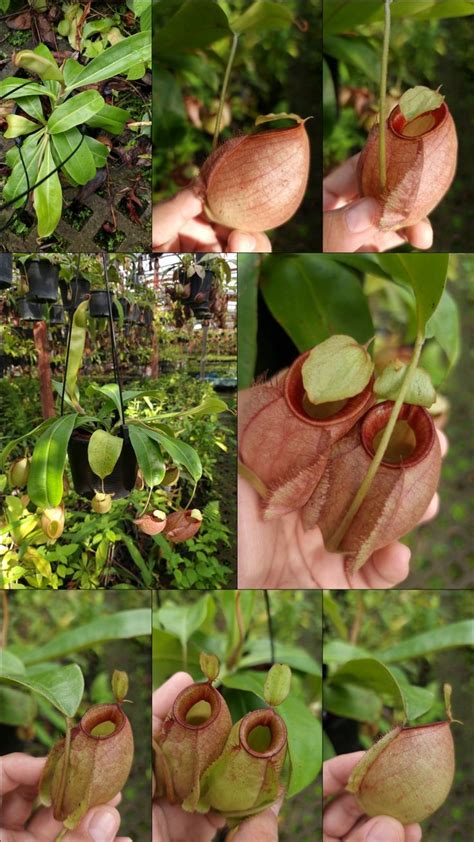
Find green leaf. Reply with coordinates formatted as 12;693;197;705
0;77;54;100
322;593;348;640
239;640;321;677
1;664;84;717
85;103;129;135
138;425;202;482
33;140;63;238
2;650;25;674
129;425;166;487
51;128;97;186
324;0;474;35
377;620;474;663
88;430;123;480
378;254;448;332
155;595;212;655
324;35;380;85
157;0;232;56
3;133;46;208
18;96;46;124
27;414;77;508
65;31;151;92
65;300;89;409
1;416;57;468
85;136;110;168
424;288;461;373
332;658;407;716
399;86;445;121
374;362;436;407
14;609;151;665
47;90;105;134
323;640;372;664
63;57;83;87
152;628;202;687
4;114;40;139
231;0;294;35
115;532;152;587
324;683;382;722
237;254;260;389
260;254;374;351
0;686;36;726
88;383;123;420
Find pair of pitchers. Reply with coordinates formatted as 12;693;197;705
239;351;441;572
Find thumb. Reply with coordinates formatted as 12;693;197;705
153;188;203;246
323;197;380;252
65;805;121;841
227;806;279;842
347;815;407;842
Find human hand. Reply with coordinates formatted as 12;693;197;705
153;188;272;253
0;752;130;842
323;753;422;841
152;674;280;842
238;429;446;589
323;154;433;253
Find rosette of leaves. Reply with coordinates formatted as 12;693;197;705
0;29;151;238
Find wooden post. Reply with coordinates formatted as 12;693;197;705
33;321;55;419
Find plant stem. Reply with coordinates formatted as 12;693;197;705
379;0;392;190
212;33;239;152
328;330;424;554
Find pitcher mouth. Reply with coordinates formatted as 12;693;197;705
389;102;448;140
173;683;222;730
284;352;374;426
239;708;287;759
80;703;126;740
361;401;435;468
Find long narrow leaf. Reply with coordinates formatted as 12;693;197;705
134;423;202;482
51;128;97;185
64;32;151;93
47;90;104;134
33;140;62;238
27;414;77;508
129;425;166;487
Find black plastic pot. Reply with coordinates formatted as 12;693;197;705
68;426;138;499
0;254;13;289
89;290;114;318
25;259;59;302
143;306;153;326
60;277;91;310
49;304;65;325
183;268;213;320
17;299;44;321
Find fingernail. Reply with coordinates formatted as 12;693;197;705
346;198;379;233
88;808;119;841
238;233;256;251
366;820;403;842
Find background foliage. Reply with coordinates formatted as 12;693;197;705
323;589;474;842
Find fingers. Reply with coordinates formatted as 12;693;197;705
323;198;381;252
323;753;365;797
419;492;440;524
152;672;193;727
227;230;272;253
153;189;203;248
0;753;46;794
403;217;433;250
227;807;279;842
323;155;361;210
66;806;122;842
359;543;411;589
346;815;421;842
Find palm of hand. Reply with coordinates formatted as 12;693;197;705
153;801;223;842
238;479;413;589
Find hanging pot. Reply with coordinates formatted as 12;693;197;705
68;425;138;499
302;401;442;572
49;304;65;325
0;253;13;289
60;277;91;310
143;306;153;326
239;351;374;519
89;290;114;318
17;298;44;321
25;258;59;302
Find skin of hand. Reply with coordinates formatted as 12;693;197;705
323;154;434;253
323;753;422;842
152;674;280;842
153;188;272;253
0;753;130;842
238;392;447;589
